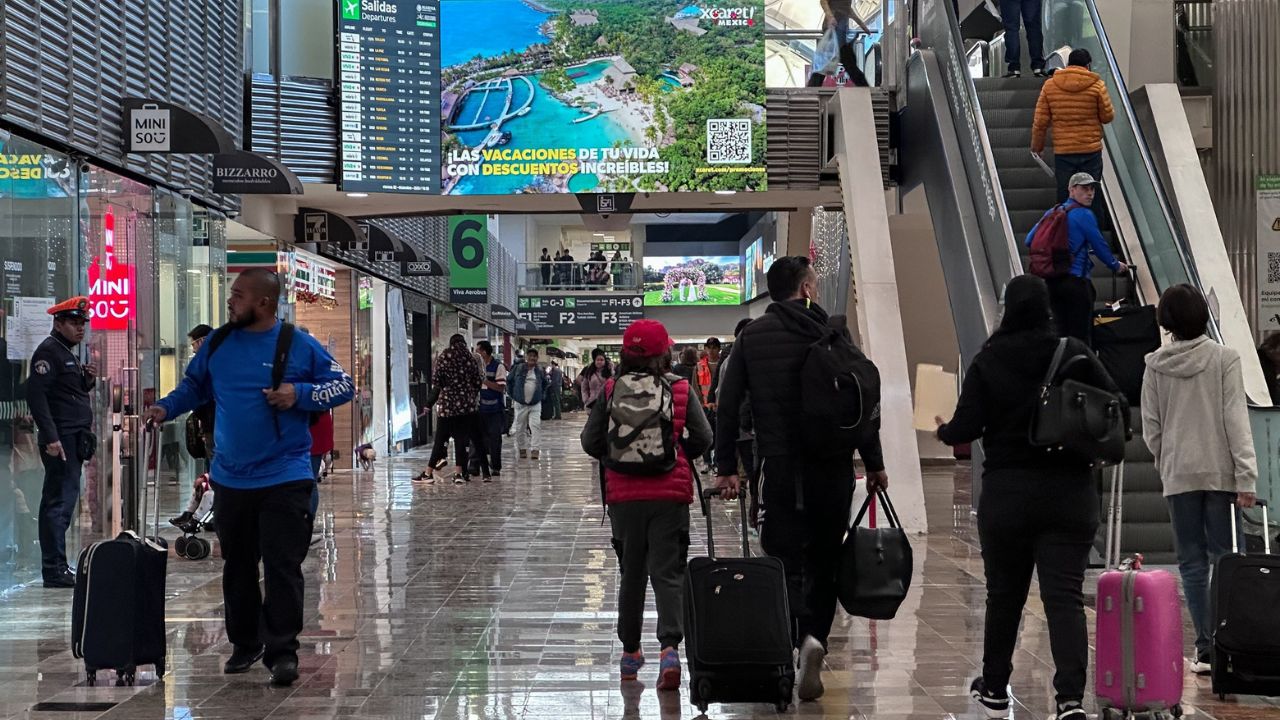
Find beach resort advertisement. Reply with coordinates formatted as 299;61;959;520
440;0;766;195
643;256;741;307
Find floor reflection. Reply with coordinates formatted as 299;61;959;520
0;414;1273;719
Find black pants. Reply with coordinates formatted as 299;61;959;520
805;15;870;87
737;439;759;523
609;501;690;652
39;429;85;577
1047;275;1096;346
468;412;505;474
978;469;1098;703
1054;152;1103;207
702;408;716;466
430;413;490;477
212;479;314;666
758;453;854;650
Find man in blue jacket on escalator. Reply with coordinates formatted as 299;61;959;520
145;269;354;687
1026;172;1128;346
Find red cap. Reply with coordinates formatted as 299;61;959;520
47;296;91;320
622;319;674;358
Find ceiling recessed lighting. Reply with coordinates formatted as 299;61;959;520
346;192;369;198
714;190;737;195
593;233;605;237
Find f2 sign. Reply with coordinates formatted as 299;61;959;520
89;208;137;330
129;104;171;152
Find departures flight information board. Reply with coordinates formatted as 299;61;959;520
337;0;441;194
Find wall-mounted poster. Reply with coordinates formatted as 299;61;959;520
439;0;766;195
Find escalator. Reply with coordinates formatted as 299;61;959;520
901;0;1268;563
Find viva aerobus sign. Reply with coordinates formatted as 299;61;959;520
448;215;489;303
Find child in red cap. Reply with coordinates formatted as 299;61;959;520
581;319;713;691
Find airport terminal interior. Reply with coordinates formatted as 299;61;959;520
0;0;1279;718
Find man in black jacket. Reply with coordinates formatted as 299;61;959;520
715;257;888;702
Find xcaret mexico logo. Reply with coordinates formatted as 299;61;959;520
700;5;756;26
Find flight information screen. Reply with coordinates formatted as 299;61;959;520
337;0;441;193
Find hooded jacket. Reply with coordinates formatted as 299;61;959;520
1141;336;1258;497
1031;66;1115;155
714;299;884;473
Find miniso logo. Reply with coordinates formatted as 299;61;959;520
700;6;756;26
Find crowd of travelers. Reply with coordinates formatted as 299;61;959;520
575;251;1261;717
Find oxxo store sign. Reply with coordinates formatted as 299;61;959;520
88;208;137;330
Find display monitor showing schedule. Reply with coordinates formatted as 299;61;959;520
337;0;441;193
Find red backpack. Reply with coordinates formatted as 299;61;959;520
1027;204;1082;279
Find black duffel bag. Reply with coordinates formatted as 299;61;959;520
1092;303;1159;406
837;491;913;620
1029;338;1127;465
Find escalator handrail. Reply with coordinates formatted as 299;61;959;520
1060;0;1225;348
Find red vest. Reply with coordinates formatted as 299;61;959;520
603;377;694;505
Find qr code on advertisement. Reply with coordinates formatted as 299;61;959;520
706;119;752;164
1270;253;1280;283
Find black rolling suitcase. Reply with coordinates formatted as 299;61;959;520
1212;500;1280;698
685;487;794;714
1092;273;1159;406
71;424;168;686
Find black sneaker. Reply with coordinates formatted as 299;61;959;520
970;677;1011;719
1053;700;1086;720
269;655;299;686
169;511;194;529
1003;70;1021;79
1033;68;1046;78
42;570;76;589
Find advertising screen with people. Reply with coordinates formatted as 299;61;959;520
439;0;766;195
642;256;741;306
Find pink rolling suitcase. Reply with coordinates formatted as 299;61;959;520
1095;464;1184;718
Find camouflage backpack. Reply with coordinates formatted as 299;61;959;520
604;371;677;475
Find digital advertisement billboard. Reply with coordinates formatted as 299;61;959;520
742;234;774;302
643;256;740;306
439;0;766;195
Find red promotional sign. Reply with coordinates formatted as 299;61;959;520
89;208;137;330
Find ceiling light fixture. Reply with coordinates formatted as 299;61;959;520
714;190;737;195
346;192;369;198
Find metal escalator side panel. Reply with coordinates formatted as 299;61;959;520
1129;84;1272;407
915;0;1022;288
902;50;1000;366
1097;151;1160;307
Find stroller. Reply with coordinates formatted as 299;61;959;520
170;473;215;560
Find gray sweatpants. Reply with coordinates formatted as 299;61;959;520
609;501;691;652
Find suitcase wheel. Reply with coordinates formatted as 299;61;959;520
85;669;96;687
155;661;165;679
694;677;711;713
776;676;793;712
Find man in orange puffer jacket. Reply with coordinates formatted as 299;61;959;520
1031;49;1115;209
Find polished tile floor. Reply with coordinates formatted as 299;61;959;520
0;413;1276;719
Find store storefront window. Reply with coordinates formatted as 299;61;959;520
0;132;81;584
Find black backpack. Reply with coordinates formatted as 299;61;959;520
800;325;881;455
205;322;320;437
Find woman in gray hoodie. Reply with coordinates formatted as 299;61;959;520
1141;284;1258;675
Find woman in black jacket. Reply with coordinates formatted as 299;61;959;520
936;275;1127;720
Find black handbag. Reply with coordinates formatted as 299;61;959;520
1028;338;1126;465
837;491;913;620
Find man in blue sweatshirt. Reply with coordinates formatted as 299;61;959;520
144;269;353;687
1025;172;1128;346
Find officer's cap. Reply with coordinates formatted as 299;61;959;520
48;296;92;321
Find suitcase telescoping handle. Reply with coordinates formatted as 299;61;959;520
1104;463;1126;569
140;420;162;539
701;487;750;559
1230;499;1271;555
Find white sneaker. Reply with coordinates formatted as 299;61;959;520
796;635;825;701
1189;658;1211;675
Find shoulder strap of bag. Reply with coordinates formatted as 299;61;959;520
267;322;295;439
204;324;233;360
1040;338;1070;391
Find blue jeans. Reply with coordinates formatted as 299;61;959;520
1167;491;1242;660
1000;0;1044;72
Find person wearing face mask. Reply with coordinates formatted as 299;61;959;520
713;256;888;702
935;275;1128;720
144;269;355;687
26;296;96;589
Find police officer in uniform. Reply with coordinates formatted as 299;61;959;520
27;297;96;588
